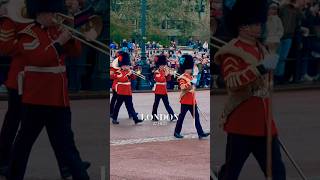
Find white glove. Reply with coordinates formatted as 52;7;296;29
191;78;197;84
261;54;279;70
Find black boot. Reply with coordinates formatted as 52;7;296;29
112;119;119;124
134;119;144;124
198;132;210;139
174;132;184;139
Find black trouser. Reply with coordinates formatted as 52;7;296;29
110;90;133;117
174;104;204;135
152;94;175;118
0;89;21;168
218;134;286;180
7;104;89;180
112;95;139;121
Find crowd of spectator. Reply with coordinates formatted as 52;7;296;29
110;39;211;90
212;0;320;88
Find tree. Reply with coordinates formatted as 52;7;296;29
110;0;210;44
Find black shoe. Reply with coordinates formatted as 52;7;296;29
174;132;184;139
134;119;144;124
112;119;119;124
61;161;91;180
198;132;210;139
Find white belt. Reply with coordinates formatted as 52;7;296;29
155;82;166;85
18;65;66;95
117;82;131;85
115;82;131;92
152;82;166;91
24;66;66;73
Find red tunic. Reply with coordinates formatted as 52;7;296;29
0;17;17;55
114;69;136;96
110;66;120;90
221;39;278;136
1;19;31;90
154;69;170;95
17;23;81;107
178;73;197;105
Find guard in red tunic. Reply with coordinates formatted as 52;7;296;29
0;1;35;175
213;0;285;179
111;52;143;125
151;54;176;121
6;0;90;179
0;3;20;174
173;54;210;139
110;51;135;119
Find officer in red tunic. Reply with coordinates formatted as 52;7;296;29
111;52;143;125
110;51;136;119
214;0;286;179
6;0;90;179
173;54;210;139
151;54;176;121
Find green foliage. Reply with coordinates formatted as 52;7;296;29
110;0;210;43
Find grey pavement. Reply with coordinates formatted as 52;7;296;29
110;91;210;180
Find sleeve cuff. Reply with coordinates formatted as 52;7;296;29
53;42;64;56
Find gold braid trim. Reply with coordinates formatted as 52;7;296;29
214;38;271;127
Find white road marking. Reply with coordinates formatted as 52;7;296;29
110;131;210;146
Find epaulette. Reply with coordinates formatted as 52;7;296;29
18;23;37;39
0;28;15;42
18;23;40;50
0;17;15;42
214;38;263;66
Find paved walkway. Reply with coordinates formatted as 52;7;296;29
110;91;210;180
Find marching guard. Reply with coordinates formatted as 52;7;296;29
173;54;210;139
110;51;136;119
151;54;176;121
6;0;90;179
111;51;143;125
213;0;286;179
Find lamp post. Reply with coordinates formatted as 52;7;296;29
138;0;150;90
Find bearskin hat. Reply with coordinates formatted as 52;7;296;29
117;51;131;66
26;0;65;18
155;55;167;67
179;54;194;72
224;0;268;37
